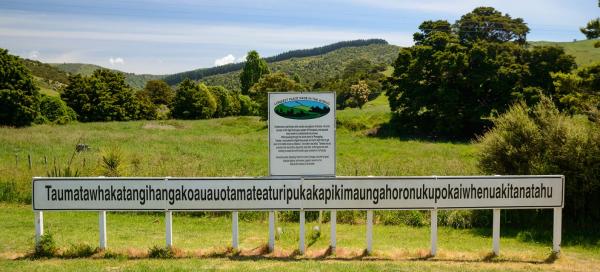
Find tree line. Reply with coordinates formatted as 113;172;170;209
163;39;388;85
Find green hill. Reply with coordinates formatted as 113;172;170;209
163;39;390;85
201;43;400;91
530;39;600;67
50;63;164;90
20;59;70;96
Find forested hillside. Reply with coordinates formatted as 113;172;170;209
50;63;164;89
163;39;390;85
202;43;399;91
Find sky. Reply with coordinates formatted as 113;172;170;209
0;0;597;75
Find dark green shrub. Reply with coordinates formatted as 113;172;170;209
336;210;365;224
378;210;427;227
478;97;600;229
278;211;320;222
103;250;127;259
62;243;98;258
39;95;77;124
0;49;40;127
33;232;57;258
148;245;175;258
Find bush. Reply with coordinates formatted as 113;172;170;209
278;211;320;222
478;97;600;229
100;147;125;177
0;89;40;127
33;232;57;258
148;245;175;258
38;95;77;124
336;210;365;224
62;243;98;258
377;210;426;227
171;79;217;119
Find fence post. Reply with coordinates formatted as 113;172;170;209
366;210;373;254
299;210;305;254
330;210;337;251
99;211;107;250
232;211;239;249
35;211;43;246
165;211;173;247
492;209;500;255
430;209;437;256
28;154;32;170
553;208;562;253
268;211;275;252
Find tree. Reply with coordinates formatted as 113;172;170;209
208;85;240;117
141;80;174;106
454;7;529;44
240;50;270;95
523;46;576;93
61;69;148;121
320;59;385;109
386;7;575;138
0;49;40;127
248;72;305;119
552;62;600;118
579;1;600;48
347;80;370;108
171;79;217;119
135;91;159;120
413;20;452;45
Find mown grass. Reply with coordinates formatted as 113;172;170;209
0;203;599;271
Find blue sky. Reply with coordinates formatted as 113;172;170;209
0;0;597;74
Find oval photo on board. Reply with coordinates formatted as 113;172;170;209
274;100;330;120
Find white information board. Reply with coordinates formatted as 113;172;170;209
268;92;336;176
33;176;564;211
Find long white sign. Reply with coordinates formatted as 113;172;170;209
268;92;336;176
33;176;564;211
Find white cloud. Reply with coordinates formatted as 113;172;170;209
214;54;235;66
27;50;39;59
109;57;124;65
236;54;247;62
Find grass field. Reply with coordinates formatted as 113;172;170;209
1;96;599;271
0;94;478;202
531;39;600;67
0;202;599;271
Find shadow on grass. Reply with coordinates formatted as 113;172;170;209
468;226;600;249
367;118;473;143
